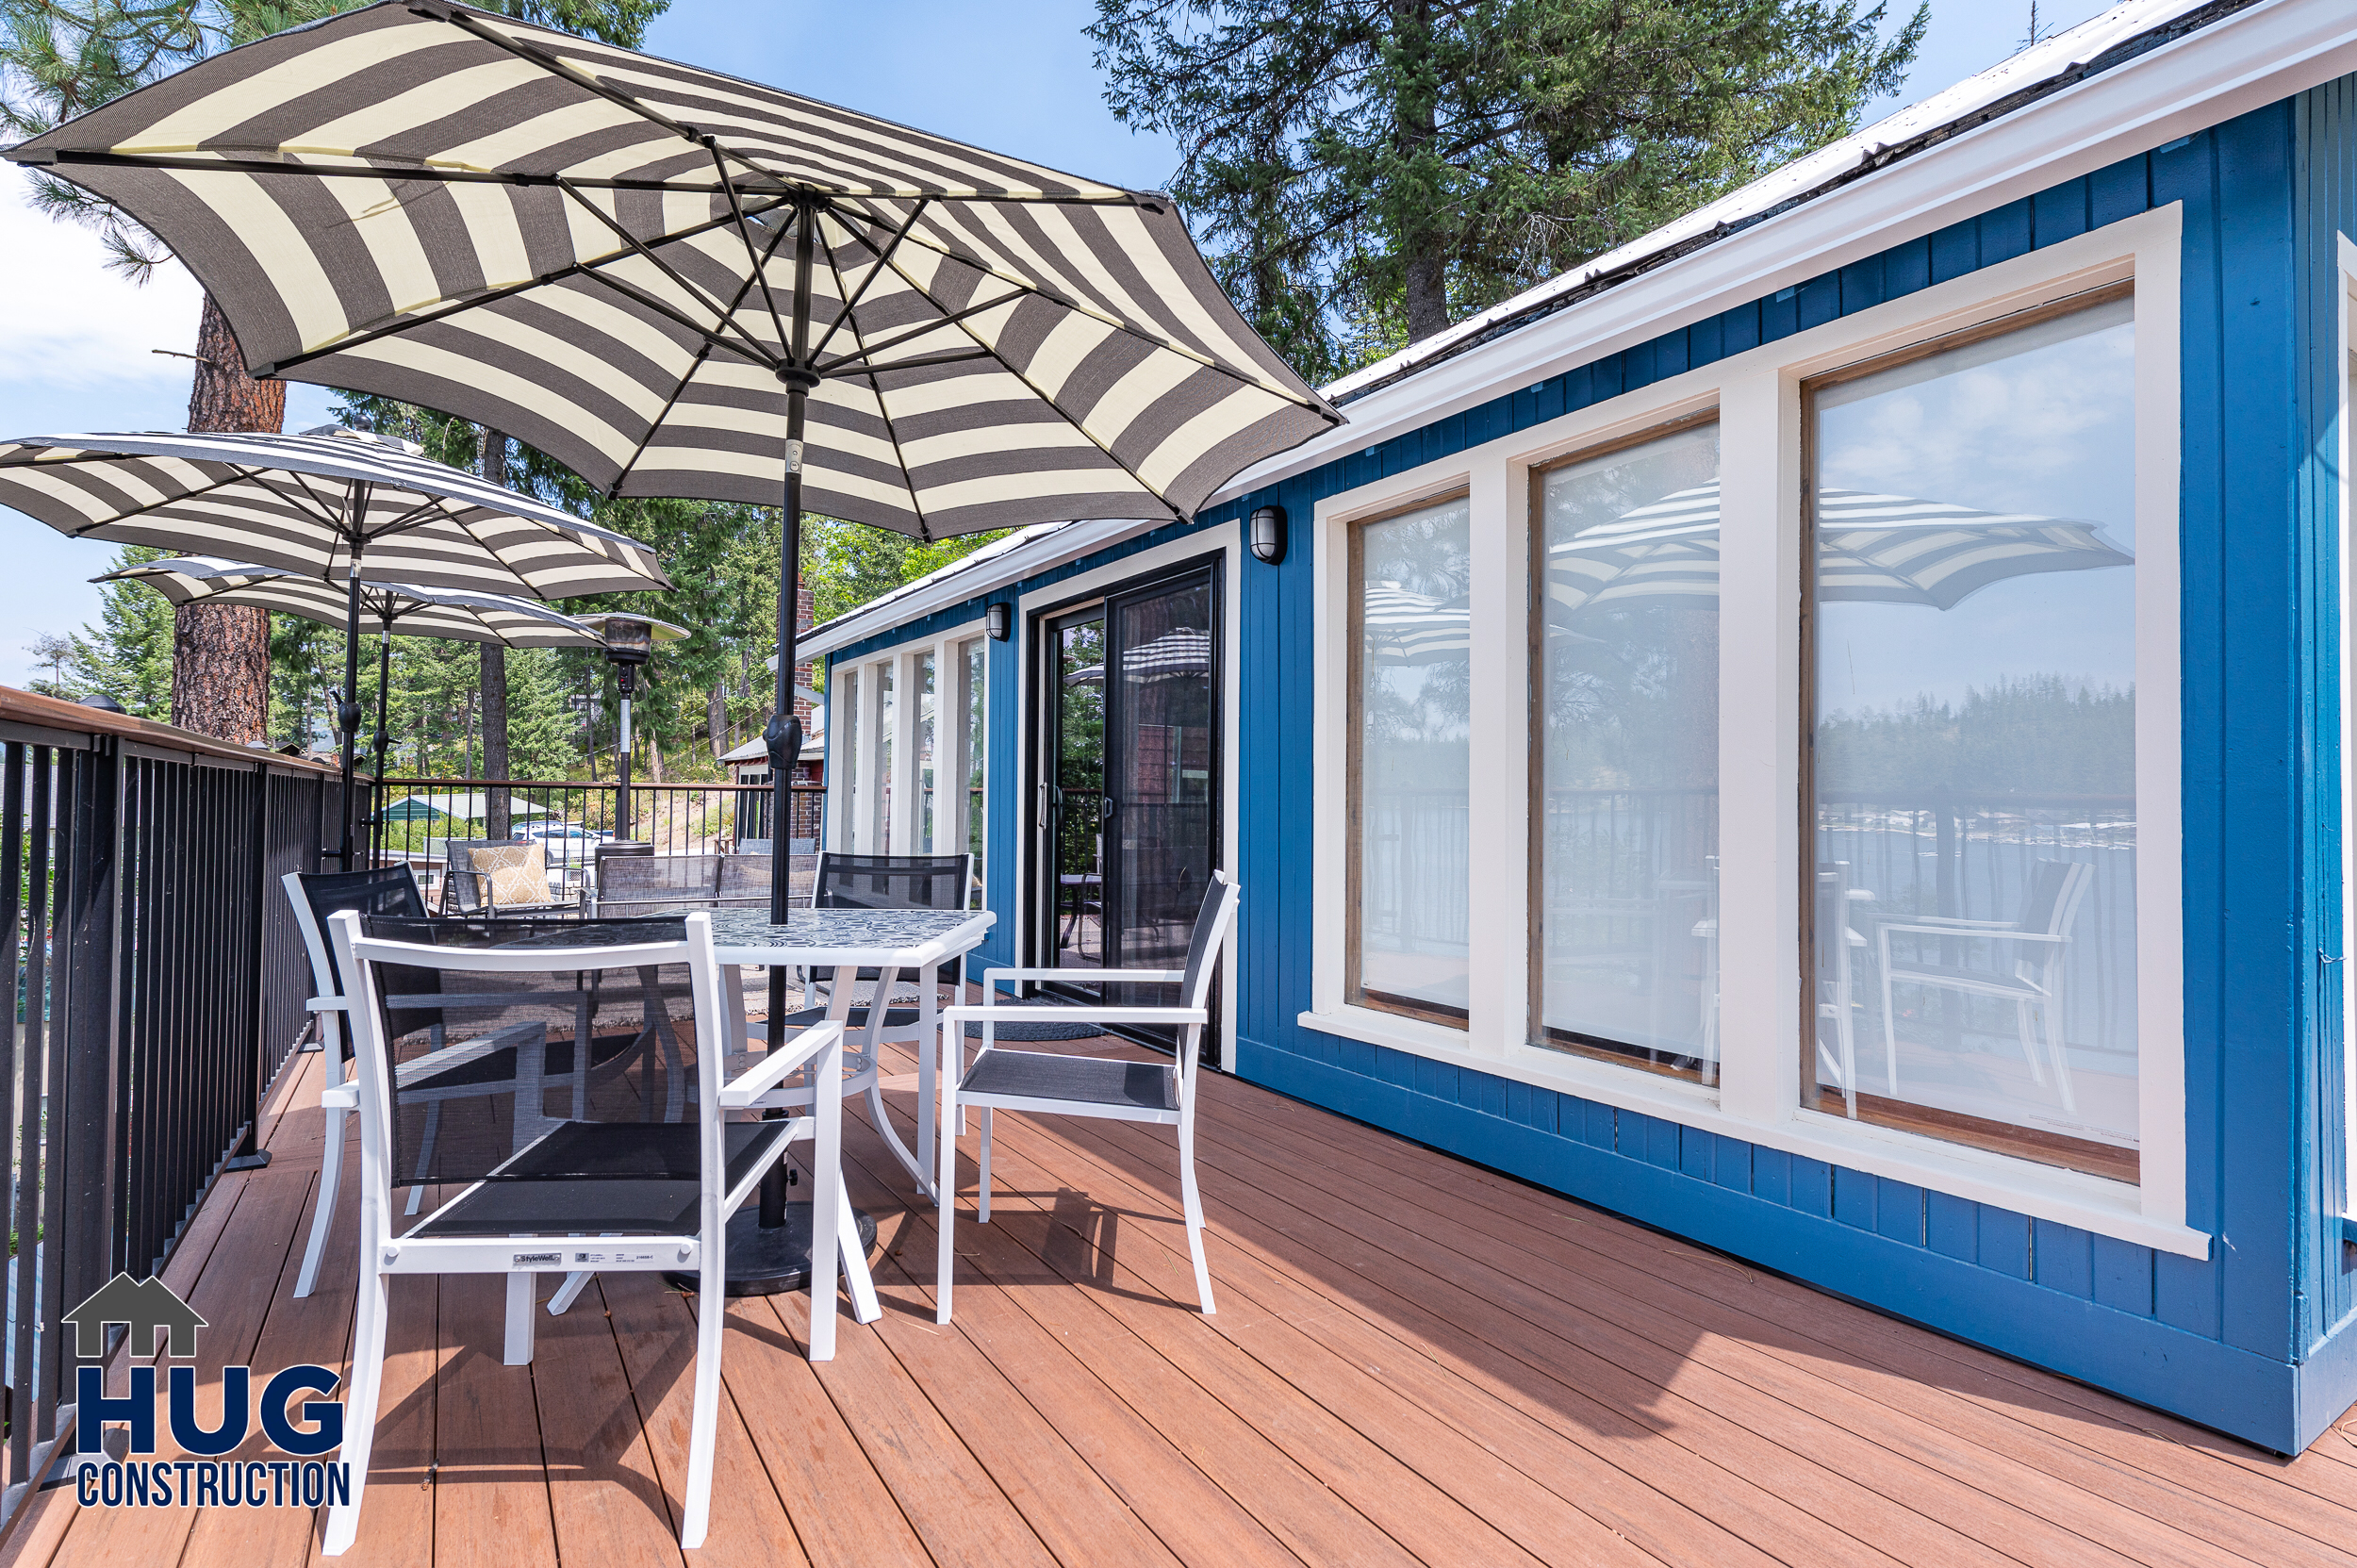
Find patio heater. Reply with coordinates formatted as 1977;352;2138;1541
599;616;655;842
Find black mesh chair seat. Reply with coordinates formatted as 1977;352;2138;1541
960;1050;1178;1114
409;1120;790;1237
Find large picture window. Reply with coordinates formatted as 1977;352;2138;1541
1805;290;2138;1180
1350;493;1472;1024
1533;421;1721;1080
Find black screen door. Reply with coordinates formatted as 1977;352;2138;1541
1036;565;1221;1055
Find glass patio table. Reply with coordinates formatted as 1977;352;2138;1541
684;904;995;1296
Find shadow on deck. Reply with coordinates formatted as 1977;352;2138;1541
10;1025;2357;1568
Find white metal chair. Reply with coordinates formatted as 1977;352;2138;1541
933;871;1240;1324
321;909;849;1556
1875;858;2094;1114
285;868;655;1296
1815;860;1875;1115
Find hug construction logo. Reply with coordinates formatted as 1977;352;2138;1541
64;1273;349;1510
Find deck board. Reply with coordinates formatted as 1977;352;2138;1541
19;1028;2354;1568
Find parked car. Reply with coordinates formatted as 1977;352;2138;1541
515;821;611;872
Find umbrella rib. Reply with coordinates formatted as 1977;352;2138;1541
808;197;929;364
55;465;258;535
711;148;792;354
573;265;779;371
818;239;930;538
249;200;784;379
867;287;1181;519
817;297;1015;375
872;223;1327;411
609;205;795;498
555;180;781;367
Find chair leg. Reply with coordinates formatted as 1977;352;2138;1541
503;1272;537;1365
546;1269;594;1316
806;1030;843;1363
681;1234;725;1548
2041;999;2079;1115
2012;998;2050;1086
1879;950;1900;1101
978;1108;993;1225
405;1101;441;1215
321;1271;390;1557
835;1181;882;1325
294;1104;344;1299
937;1031;958;1325
1178;1113;1214;1316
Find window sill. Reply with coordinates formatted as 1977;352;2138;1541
1294;1009;2210;1260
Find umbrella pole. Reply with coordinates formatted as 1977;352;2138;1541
372;617;393;870
338;566;363;870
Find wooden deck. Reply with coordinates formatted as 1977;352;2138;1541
15;1026;2357;1568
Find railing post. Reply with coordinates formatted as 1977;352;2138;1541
226;758;273;1171
57;737;124;1417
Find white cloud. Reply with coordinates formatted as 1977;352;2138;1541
0;181;206;389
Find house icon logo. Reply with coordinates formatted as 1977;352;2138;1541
61;1273;206;1359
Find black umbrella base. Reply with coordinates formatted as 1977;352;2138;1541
664;1203;880;1296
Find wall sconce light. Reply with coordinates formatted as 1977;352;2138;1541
1249;503;1287;566
985;601;1013;641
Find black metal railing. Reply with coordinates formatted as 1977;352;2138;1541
368;776;825;901
1;687;349;1524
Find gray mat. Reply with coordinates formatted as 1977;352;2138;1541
964;1003;1102;1042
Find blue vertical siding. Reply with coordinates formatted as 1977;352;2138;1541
822;80;2357;1453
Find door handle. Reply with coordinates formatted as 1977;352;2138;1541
1101;794;1118;822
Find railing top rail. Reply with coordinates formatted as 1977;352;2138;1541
378;775;824;792
0;684;342;775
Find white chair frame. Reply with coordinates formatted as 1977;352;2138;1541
321;909;849;1555
1874;860;2094;1114
932;873;1240;1325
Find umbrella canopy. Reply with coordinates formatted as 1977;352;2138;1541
0;426;668;595
1545;481;2134;615
3;0;1340;535
8;0;1342;969
1362;584;1473;667
97;555;622;646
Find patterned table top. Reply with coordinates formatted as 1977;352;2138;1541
689;904;994;963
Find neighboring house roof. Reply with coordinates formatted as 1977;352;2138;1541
721;730;827;765
801;0;2357;661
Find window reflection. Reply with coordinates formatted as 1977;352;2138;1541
1808;293;2138;1180
1353;495;1472;1024
1535;422;1721;1080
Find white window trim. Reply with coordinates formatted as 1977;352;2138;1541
1014;523;1244;1072
829;624;979;856
2339;232;2357;1220
1307;206;2204;1258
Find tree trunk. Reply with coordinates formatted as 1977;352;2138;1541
172;292;284;741
709;682;729;760
1391;0;1450;344
480;428;512;839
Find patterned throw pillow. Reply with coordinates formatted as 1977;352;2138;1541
470;843;552;909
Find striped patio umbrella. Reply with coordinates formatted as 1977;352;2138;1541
1;425;673;865
97;553;635;806
1;0;1343;925
1544;481;2134;615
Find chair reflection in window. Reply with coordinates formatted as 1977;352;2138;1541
1874;859;2094;1115
1815;861;1875;1115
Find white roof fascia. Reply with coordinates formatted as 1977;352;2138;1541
801;0;2357;655
798;516;1169;660
1209;0;2357;506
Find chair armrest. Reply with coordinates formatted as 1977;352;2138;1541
942;1004;1208;1027
1879;919;2062;942
719;1019;847;1108
305;995;348;1013
321;1084;359;1111
982;966;1185;985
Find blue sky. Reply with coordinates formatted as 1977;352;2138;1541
0;0;2108;688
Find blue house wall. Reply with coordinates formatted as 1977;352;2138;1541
831;79;2357;1451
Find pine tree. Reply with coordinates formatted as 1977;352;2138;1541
1090;0;1925;376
